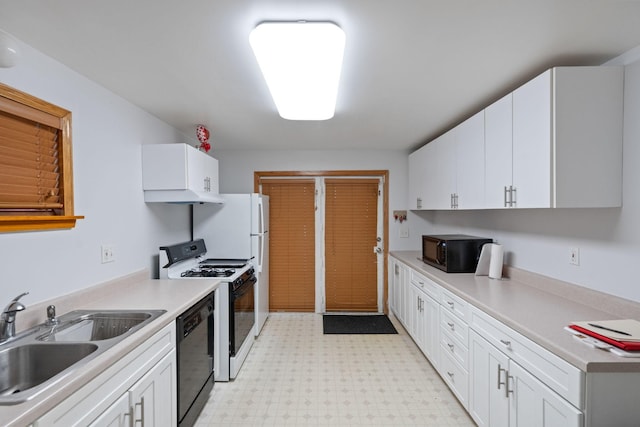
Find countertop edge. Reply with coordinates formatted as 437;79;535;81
1;272;221;427
390;250;640;373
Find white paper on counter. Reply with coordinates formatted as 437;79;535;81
475;243;503;279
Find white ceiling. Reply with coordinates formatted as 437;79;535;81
1;1;640;152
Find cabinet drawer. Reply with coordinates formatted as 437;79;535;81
410;270;441;301
440;328;469;369
441;287;469;322
469;307;583;409
440;308;468;345
440;348;469;409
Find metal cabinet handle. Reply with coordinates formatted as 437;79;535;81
447;371;454;379
500;339;511;348
447;322;455;330
497;364;506;390
447;343;454;351
447;301;454;309
417;197;422;209
504;186;508;207
134;397;145;426
505;374;514;398
511;186;517;207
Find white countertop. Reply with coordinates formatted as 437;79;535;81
0;271;220;427
391;251;640;373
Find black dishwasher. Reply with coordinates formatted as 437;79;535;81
176;292;214;427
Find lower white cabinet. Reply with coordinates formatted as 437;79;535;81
469;330;582;427
389;258;408;327
36;323;177;427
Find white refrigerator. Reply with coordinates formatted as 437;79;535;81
193;194;269;336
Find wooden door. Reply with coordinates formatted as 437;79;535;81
324;179;379;312
261;179;316;311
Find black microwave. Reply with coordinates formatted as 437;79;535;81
422;234;493;273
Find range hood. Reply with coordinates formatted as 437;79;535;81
142;143;224;204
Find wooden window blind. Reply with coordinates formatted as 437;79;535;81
325;179;378;312
261;179;316;312
0;82;82;232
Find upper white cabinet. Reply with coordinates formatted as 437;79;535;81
512;66;623;208
142;143;222;203
455;111;485;209
408;143;429;209
409;65;623;210
484;94;513;209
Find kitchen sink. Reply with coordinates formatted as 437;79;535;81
0;309;166;405
37;311;156;342
0;343;98;397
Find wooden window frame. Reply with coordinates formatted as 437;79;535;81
0;82;83;232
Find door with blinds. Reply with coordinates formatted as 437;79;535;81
324;179;380;312
261;179;316;312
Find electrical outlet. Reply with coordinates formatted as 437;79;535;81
101;245;115;263
399;225;409;238
569;247;580;266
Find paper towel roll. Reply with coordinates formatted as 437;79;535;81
488;244;504;279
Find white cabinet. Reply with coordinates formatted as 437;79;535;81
408;65;623;210
510;66;623;208
469;330;509;427
142;143;222;203
454;111;485;209
408;143;429;209
36;323;177;427
409;270;440;367
89;350;175;427
484;93;513;209
469;331;582;427
389;257;408;326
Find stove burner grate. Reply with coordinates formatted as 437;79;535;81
181;268;236;278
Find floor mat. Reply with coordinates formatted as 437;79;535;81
322;314;398;334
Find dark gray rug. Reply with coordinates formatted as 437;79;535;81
323;314;398;334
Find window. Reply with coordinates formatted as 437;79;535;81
0;82;83;232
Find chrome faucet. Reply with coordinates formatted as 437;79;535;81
0;292;29;343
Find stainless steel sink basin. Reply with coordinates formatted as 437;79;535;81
37;311;155;342
0;343;98;397
0;309;166;405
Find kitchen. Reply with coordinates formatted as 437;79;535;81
2;1;640;426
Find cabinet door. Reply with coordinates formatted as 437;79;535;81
129;350;177;427
88;393;131;427
512;70;552;208
508;361;582;427
456;111;485;209
409;284;425;350
423;294;439;369
433;130;457;209
485;94;513;209
408;144;429;209
469;331;509;427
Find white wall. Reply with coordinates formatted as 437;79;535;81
213;149;412;251
407;56;640;303
0;35;193;306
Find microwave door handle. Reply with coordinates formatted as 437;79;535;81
437;241;446;265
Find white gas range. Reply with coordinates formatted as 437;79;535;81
160;239;256;381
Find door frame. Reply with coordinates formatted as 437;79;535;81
255;170;390;314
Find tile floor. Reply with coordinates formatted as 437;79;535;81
195;313;475;426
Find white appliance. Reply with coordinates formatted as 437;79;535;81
194;194;269;336
159;239;256;382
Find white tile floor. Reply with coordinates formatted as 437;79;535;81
195;313;475;426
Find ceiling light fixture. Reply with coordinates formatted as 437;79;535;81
250;21;345;121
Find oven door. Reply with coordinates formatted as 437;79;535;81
229;277;256;356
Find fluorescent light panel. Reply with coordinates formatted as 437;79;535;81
250;21;345;121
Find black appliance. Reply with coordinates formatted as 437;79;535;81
422;234;492;273
228;268;257;357
176;292;214;427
